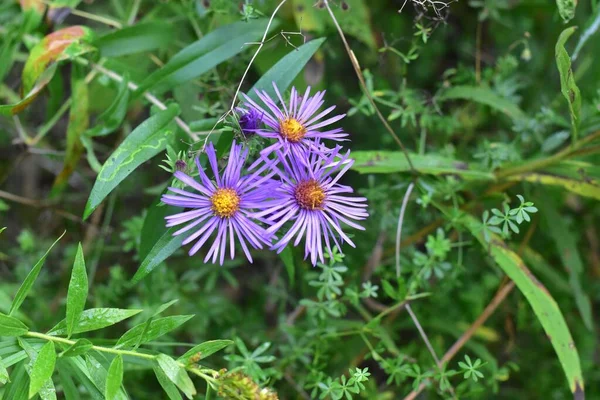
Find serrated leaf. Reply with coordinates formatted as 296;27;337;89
9;232;65;315
439;85;525;121
137;19;276;93
132;227;185;283
244;37;326;104
178;340;233;363
83;104;180;220
0;313;29;337
49;308;142;335
350;151;495;180
105;355;123;400
451;210;584;397
50;63;89;197
60;339;93;358
96;22;176;57
28;341;56;399
556;0;577;23
66;243;88;338
555;27;581;141
156;355;196;399
115;315;194;348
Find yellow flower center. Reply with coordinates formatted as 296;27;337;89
294;179;326;210
280;118;306;142
210;188;240;218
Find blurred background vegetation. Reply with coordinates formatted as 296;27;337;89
1;0;599;399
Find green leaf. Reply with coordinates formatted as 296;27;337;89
96;22;176;57
105;355;123;400
178;340;233;364
540;197;593;331
115;315;194;348
0;355;9;384
572;6;600;60
83;104;180;220
555;27;581;141
66;243;88;338
49;308;142;335
439;85;525;121
132;227;185;283
139;196;178;260
60;339;93;358
453;211;584;397
57;357;103;400
244;37;326;104
153;365;183;400
9;232;65;315
156;354;196;399
0;63;59;116
507;171;600;200
0;313;29;337
556;0;577;23
350;151;495;180
279;246;295;286
85;76;130;137
28;341;56;399
21;26;95;94
137;19;276;93
50;63;89;196
2;361;29;400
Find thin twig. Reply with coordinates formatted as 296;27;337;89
323;0;416;173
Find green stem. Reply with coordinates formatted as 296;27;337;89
205;383;214;400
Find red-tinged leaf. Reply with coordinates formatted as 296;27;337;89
21;26;95;94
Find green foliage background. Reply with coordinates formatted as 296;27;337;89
1;0;599;399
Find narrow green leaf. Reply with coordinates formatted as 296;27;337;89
439;85;525;121
178;340;233;363
540;198;593;331
9;232;65;315
0;355;9;384
28;341;56;399
0;63;58;116
49;308;142;335
66;243;88;338
507;172;600;200
153;365;183;400
244;37;326;104
57;357;104;400
556;0;577;23
137;19;276;93
56;366;79;400
50;63;88;197
555;27;581;141
85;76;130;137
105;355;123;400
0;313;29;337
60;339;93;358
139;197;178;260
116;315;194;348
2;361;29;400
156;355;196;399
572;6;600;60
83;104;180;220
453;211;584;396
279;246;295;286
96;22;176;57
350;151;495;180
132;227;185;283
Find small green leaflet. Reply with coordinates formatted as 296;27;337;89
9;232;65;315
556;0;577;23
28;341;56;399
49;308;142;335
66;243;89;338
60;339;93;358
83;104;180;219
105;355;123;400
178;340;233;364
0;314;29;337
156;355;196;399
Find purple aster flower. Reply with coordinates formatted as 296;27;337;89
237;107;263;136
240;83;348;161
161;141;280;265
254;144;368;266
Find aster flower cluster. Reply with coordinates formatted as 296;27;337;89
162;83;368;266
